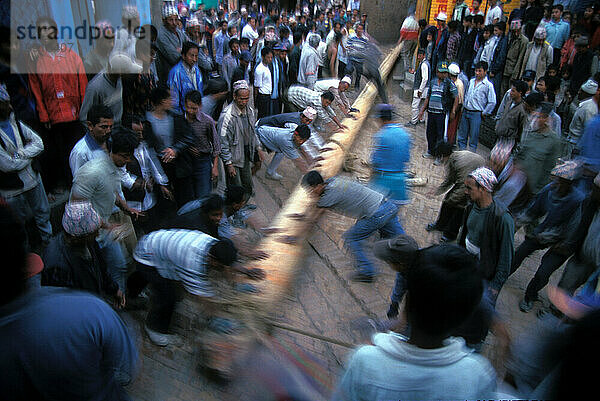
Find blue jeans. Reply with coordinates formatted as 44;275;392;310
97;230;128;292
6;177;52;244
344;200;404;276
457;109;482;151
192;154;212;199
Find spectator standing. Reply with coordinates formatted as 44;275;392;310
418;61;459;158
568;36;594;99
545;5;570;66
0;205;138;401
156;3;189;83
457;15;479;77
501;20;529;96
222;39;241;90
485;0;504;26
212;20;229;72
489;22;509;103
242;16;259;45
495;80;529;146
298;34;321;89
457;61;496;152
407;49;429;126
144;87;195;207
459;167;515;304
254;47;274;118
0;87;52;246
288;31;304;85
519;27;553;85
80;53;142;125
69;105;113;175
84;21;115;81
183;90;220;199
446;21;461;62
29;16;87;196
113;5;141;62
219;80;264;195
432;13;449;70
515;102;561;194
452;0;472;29
167;41;203;115
446;63;465;145
398;11;419;81
566;79;599;157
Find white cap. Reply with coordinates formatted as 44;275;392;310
448;63;460;75
302;106;317;120
109;53;142;74
341;76;352;85
436;12;447;21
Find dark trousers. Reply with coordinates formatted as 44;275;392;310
161;161;194;208
137;263;180;333
192;154;213;200
226;157;254;196
435;201;465;240
346;59;388;103
338;61;347;78
510;237;570;301
256;93;272;118
40;121;83;192
426;112;445;153
269;97;282;116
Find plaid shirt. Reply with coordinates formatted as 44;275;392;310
446;31;461;62
287;86;335;125
189;111;220;158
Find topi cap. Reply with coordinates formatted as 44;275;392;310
534;26;547;39
436;12;447;21
551;160;580;181
62;201;102;237
162;1;179;18
581;79;599;95
302;106;317;120
448;62;460;75
469;167;497;192
233;80;249;92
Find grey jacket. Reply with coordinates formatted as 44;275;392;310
156;26;188;82
218;102;259;168
298;45;320;89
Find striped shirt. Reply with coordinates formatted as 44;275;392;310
133;230;217;297
287;85;335;125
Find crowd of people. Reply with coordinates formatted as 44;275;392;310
1;0;600;400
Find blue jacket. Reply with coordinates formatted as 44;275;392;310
167;61;203;115
490;34;508;76
545;19;570;49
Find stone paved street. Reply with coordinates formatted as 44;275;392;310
125;56;562;400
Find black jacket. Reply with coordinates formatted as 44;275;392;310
143;111;195;178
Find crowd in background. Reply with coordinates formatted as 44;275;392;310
2;0;600;400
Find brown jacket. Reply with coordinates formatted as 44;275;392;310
437;151;486;207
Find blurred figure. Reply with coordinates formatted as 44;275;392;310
333;241;495;401
0;204;138;401
490;140;530;215
426;142;485;242
84;21;115;80
113;5;141;62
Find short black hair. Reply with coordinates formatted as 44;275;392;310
405;244;483;337
209;238;238;266
474;14;484;25
261;47;273;57
184;90;202;105
448;20;459;31
545;75;561;92
301;170;324;187
150;86;171;106
219;20;228;28
474;61;488;71
87;104;114;125
228;38;240;50
321;90;335;102
483;24;494;34
240;37;250;46
418;18;427;28
227;25;237;35
511;79;529;96
203;78;228;95
182;41;199;56
225;185;247;205
201;194;224;213
295;124;311;140
525;91;544;108
495;21;506;32
121;113;142;130
293;31;303;44
111;127;139;155
433;141;454;158
552;4;564;11
465;15;473;23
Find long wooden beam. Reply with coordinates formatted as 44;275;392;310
241;42;404;314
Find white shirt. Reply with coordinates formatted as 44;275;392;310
254;62;272;95
485;5;503;26
241;24;258;43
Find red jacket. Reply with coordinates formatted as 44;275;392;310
29;46;87;124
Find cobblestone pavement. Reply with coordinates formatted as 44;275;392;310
126;63;562;400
